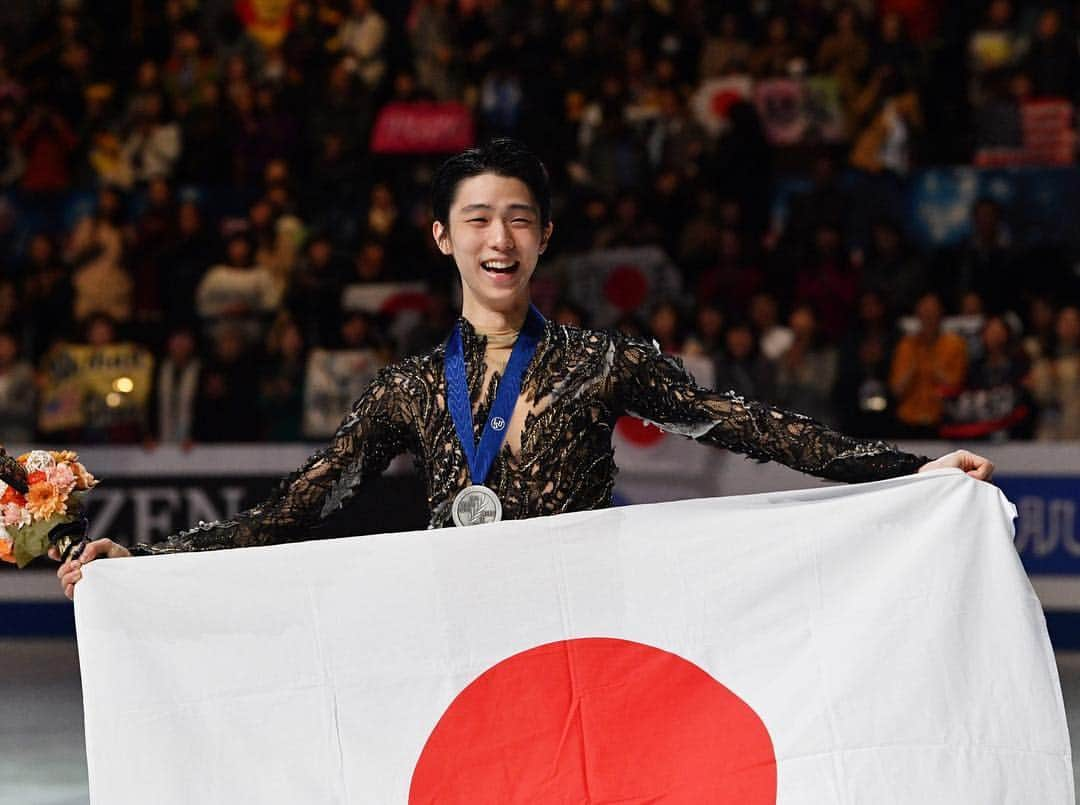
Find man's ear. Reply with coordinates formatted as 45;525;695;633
432;220;453;256
538;221;554;254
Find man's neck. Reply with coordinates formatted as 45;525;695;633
461;298;530;336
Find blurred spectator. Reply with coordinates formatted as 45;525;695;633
1032;306;1080;440
0;330;35;443
196;233;278;345
683;304;725;363
130;177;176;329
835;290;897;437
594;193;661;250
794;222;859;343
17;104;78;194
859;219;924;316
774;304;838;425
248;197;302;301
750;15;805;78
338;0;389;90
0;97;26;189
678;188;724;273
160;201;216;329
714;319;776;400
967;0;1023;108
889;292;968;437
648;301;687;355
697;227;764;317
943;197;1015;314
259;317;307;441
708;100;772;234
480;57;524;137
941;315;1033;441
194;326;260;443
849;67;922;176
410;0;460;101
21;233;73;358
871;11;919;83
66;187;133;324
1022;295;1057;362
552;299;589;330
152;327;201;446
122;91;181;183
176;82;231;185
287;232;348;348
748;291;794;361
816;6;870;113
402;289;457;356
163;25;218;110
700;12;752;77
1024;8;1079;100
338;310;389;355
778;154;850;251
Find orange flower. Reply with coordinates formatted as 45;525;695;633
0;535;14;564
0;485;24;506
71;462;96;491
51;450;78;464
27;470;46;485
26;481;66;520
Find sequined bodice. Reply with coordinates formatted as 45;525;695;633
136;319;927;554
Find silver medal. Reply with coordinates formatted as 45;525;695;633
451;484;503;527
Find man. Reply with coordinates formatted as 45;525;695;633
56;140;991;596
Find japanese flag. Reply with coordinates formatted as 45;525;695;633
75;471;1073;803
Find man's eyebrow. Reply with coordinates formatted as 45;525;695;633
457;203;538;214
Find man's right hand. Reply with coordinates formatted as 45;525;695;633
51;538;132;600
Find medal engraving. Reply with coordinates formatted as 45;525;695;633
491;416;506;431
452;484;503;527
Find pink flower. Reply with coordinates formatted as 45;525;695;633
1;502;29;528
46;464;76;497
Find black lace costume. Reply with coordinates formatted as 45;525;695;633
132;319;928;554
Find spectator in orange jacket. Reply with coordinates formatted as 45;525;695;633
889;292;967;436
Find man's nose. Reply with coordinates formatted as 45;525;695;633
489;219;515;249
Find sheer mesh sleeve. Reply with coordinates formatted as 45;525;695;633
130;366;417;554
611;336;928;483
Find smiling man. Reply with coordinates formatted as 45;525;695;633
56;139;992;593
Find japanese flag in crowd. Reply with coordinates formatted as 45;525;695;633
691;75;754;136
563;245;683;328
75;471;1073;803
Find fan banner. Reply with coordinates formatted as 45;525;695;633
74;470;1073;804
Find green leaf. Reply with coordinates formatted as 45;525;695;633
14;518;67;568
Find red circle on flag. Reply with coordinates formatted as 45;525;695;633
615;414;666;446
409;637;777;804
603;264;649;311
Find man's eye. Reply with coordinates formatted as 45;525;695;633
511;218;532;225
467;218;488;223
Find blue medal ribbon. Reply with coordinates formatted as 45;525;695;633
444;305;545;485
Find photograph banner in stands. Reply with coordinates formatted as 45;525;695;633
370;102;475;154
37;343;154;435
302;348;386;439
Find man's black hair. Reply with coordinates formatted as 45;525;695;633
432;138;551;227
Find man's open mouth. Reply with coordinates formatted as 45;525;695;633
482;260;519;275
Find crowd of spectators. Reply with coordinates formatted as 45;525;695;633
0;0;1079;448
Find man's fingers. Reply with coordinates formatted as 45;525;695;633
61;569;82;588
64;583;74;601
47;546;59;562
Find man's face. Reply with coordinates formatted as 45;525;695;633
432;173;552;314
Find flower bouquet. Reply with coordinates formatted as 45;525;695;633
0;448;97;568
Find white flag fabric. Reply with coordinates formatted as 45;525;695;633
75;470;1073;804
